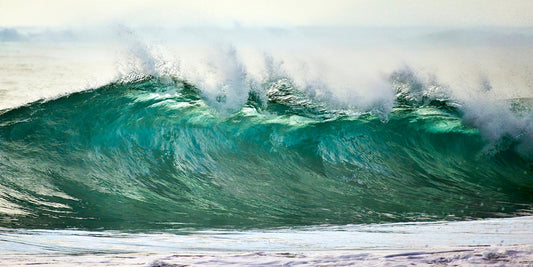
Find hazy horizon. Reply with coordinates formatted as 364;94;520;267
1;0;532;28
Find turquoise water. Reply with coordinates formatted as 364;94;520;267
0;76;531;230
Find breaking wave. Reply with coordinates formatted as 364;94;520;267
0;75;531;230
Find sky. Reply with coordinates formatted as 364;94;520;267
0;0;532;28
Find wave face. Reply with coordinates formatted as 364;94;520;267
0;76;531;230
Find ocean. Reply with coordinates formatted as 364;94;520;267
0;26;532;265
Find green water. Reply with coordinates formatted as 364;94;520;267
0;76;531;230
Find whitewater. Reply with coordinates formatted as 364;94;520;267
0;26;532;266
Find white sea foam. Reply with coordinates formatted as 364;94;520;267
1;216;532;266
